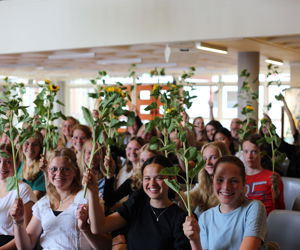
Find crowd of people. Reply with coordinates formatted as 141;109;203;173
0;101;299;249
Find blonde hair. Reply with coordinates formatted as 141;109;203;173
130;144;161;190
57;116;79;148
189;141;230;211
20;132;43;181
46;148;82;209
79;139;105;179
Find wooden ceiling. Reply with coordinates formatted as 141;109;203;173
0;34;300;81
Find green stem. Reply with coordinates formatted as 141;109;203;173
42;101;51;156
266;127;276;173
183;142;191;216
162;128;168;157
106;144;111;177
9;114;19;198
83;131;96;198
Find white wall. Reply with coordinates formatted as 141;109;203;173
1;0;300;54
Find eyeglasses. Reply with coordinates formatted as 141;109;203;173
48;167;72;174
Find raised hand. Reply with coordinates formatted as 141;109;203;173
10;198;25;225
82;168;98;193
77;204;89;232
103;155;116;178
183;216;200;241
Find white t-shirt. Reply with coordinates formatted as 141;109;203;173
32;190;92;250
0;182;36;236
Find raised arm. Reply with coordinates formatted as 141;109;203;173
282;97;297;136
82;170;127;234
77;204;112;250
10;198;42;250
183;216;202;250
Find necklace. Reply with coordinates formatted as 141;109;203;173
150;206;170;222
59;195;72;206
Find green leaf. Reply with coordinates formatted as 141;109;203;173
88;93;98;99
82;106;94;126
188;161;203;180
56;99;65;106
160;143;177;153
160;166;181;176
149;143;159;150
6;176;18;192
144;102;158;111
164;179;180;194
184;147;198;161
0;151;9;158
275;93;284;101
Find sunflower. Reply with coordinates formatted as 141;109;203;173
245;105;254;111
44;79;51;84
49;84;60;92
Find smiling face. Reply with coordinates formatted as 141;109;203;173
143;163;168;202
194;117;205;133
214;132;231;150
72;129;88;152
206;125;216;141
126;140;141;164
47;156;76;191
202;146;220;175
23;137;42;160
213;162;244;212
62;119;76;138
0;153;14;180
139;150;155;167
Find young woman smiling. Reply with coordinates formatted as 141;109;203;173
17;132;46;200
115;137;144;189
72;124;92;161
183;156;267;250
85;155;191;250
80;139;106;194
188;142;230;215
57;116;79;149
10;148;110;250
0;144;36;249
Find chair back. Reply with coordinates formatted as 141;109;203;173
292;195;300;211
282;177;300;210
266;210;300;250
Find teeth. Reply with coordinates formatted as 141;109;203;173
220;192;233;196
149;188;159;191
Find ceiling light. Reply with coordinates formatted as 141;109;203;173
265;57;283;66
136;63;177;69
195;42;228;54
48;52;95;60
96;58;142;65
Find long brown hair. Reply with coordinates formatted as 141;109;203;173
20;132;43;181
189;141;230;211
46;148;82;209
79;139;105;179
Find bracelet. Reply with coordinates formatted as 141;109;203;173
13;219;24;225
112;242;126;246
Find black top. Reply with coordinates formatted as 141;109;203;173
117;189;191;250
52;210;63;216
103;177;133;207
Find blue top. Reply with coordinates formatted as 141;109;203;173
199;199;266;250
17;162;46;192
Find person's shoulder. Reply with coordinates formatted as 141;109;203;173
169;203;188;215
243;199;266;214
200;204;218;219
33;195;49;209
